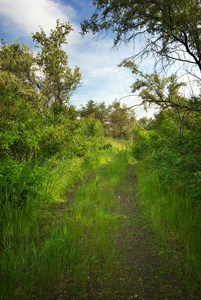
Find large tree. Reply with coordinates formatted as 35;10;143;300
79;100;98;117
32;19;81;106
108;100;136;139
81;0;201;75
0;39;35;85
79;100;109;124
0;40;43;108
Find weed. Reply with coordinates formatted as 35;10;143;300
0;144;131;299
136;159;201;297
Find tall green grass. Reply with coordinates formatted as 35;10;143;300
136;159;201;297
0;146;131;299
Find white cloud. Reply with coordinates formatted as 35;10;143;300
0;0;77;36
0;0;154;119
1;0;197;121
67;35;135;102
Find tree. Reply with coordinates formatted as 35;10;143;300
79;100;109;122
79;100;98;117
32;19;81;106
108;100;136;139
96;101;109;125
0;39;36;86
0;71;45;160
81;0;201;75
119;60;201;115
78;100;135;138
0;41;44;109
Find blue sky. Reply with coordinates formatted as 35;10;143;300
0;0;171;118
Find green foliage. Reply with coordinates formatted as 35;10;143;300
0;71;44;160
131;81;201;298
0;39;36;86
0;70;84;161
131;72;187;110
68;115;103;157
0;92;103;203
0;16;133;300
107;100;133;139
32;19;81;106
78;100;110;135
0;158;46;208
81;0;201;72
78;100;136;139
132;128;163;160
132;109;201;199
136;159;201;297
0;145;129;299
119;63;201;114
0;22;104;209
79;99;99;117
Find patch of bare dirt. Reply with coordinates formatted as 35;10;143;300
107;162;189;300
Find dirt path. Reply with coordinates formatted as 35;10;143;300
109;162;188;300
48;161;189;300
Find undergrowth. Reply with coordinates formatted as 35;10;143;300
0;144;131;299
136;159;201;299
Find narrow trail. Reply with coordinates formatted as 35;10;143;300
109;162;188;300
49;160;189;300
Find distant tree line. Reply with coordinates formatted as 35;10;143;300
78;99;136;139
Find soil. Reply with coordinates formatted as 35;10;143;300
108;162;189;300
47;162;191;300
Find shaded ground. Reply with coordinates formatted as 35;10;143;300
48;162;190;300
108;162;188;300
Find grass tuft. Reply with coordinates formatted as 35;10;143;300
0;144;131;299
136;159;201;297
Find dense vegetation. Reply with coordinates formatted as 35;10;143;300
81;0;201;73
82;0;201;297
132;106;201;295
0;21;106;299
78;99;136;139
0;19;135;299
0;20;103;206
1;0;201;297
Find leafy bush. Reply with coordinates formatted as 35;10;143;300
131;127;163;160
132;110;201;200
0;157;45;206
0;72;45;160
0;72;104;207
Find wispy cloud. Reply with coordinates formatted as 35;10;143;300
0;0;76;35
